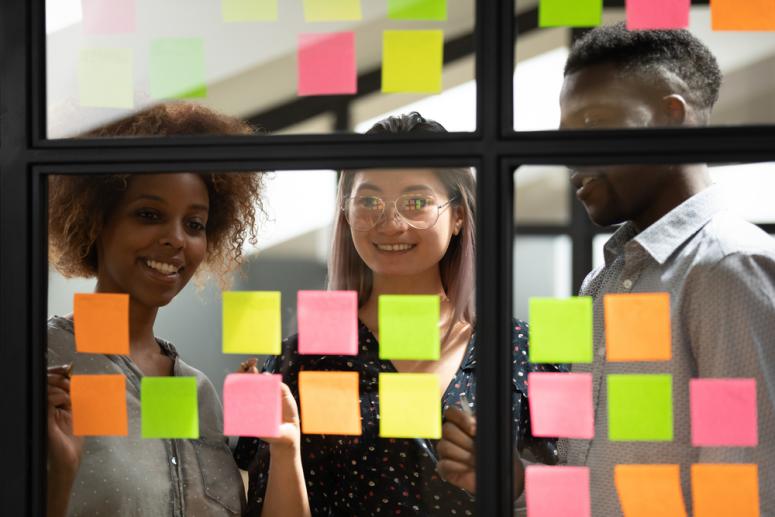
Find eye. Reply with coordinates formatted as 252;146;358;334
187;219;206;232
135;209;161;221
401;197;432;211
358;196;383;210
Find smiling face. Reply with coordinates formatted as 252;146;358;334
95;173;209;309
347;169;463;279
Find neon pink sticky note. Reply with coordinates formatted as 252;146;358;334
690;378;757;447
298;32;357;96
298;290;358;355
526;466;591;517
528;372;594;439
626;0;689;29
223;373;281;438
82;0;136;34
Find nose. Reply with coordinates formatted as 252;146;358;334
376;203;407;233
159;221;185;249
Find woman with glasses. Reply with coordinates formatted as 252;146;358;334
234;112;562;516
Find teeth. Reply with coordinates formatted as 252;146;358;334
145;259;179;275
376;243;415;252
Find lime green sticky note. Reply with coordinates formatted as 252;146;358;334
149;38;207;99
303;0;361;21
529;297;593;363
608;374;673;442
382;30;443;93
539;0;602;27
78;48;134;109
388;0;447;20
223;291;281;355
379;373;441;439
379;295;440;360
141;377;199;439
222;0;278;21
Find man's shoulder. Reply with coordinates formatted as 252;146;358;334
700;211;775;259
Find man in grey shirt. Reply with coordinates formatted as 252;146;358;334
560;24;775;515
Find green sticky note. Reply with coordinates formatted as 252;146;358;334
379;295;440;360
303;0;361;21
223;291;281;355
222;0;278;21
78;48;134;109
379;373;441;439
149;38;207;99
141;377;199;439
608;374;673;441
388;0;447;20
382;30;443;93
539;0;602;27
529;297;593;363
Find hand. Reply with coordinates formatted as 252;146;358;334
237;357;259;374
262;382;302;456
437;406;476;494
47;365;84;476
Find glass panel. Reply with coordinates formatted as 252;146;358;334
514;165;571;225
45;0;475;138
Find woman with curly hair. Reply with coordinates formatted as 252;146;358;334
46;103;310;517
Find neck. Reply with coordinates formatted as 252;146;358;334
94;281;159;353
632;164;711;232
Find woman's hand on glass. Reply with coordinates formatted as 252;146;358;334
437;406;477;494
47;365;84;476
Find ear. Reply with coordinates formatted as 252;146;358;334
453;205;465;236
661;94;687;126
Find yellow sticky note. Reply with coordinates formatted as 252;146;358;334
691;464;760;517
222;291;281;355
222;0;278;21
379;373;441;439
712;0;775;31
303;0;361;21
382;30;443;93
78;48;134;109
299;371;362;436
615;464;687;517
604;292;671;362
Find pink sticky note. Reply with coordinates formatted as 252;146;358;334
690;378;758;447
298;290;358;355
528;372;594;439
223;373;281;438
298;32;357;96
626;0;689;30
526;466;591;517
82;0;136;34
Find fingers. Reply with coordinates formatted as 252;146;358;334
48;372;70;392
237;358;259;374
441;420;475;452
437;437;475;467
443;407;476;437
437;459;474;475
278;382;300;424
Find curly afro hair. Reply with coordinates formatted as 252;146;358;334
564;23;722;115
48;103;265;284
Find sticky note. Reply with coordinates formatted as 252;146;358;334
297;290;358;355
78;48;134;109
691;464;760;517
303;0;361;21
711;0;775;31
528;297;593;363
298;33;357;97
528;372;594;439
379;373;440;439
608;374;673;441
222;291;281;355
82;0;136;34
690;378;758;447
223;373;281;438
626;0;689;30
73;293;130;354
615;464;688;517
71;374;128;436
388;0;447;20
604;292;671;362
378;295;440;360
299;371;361;435
149;38;207;100
141;377;198;439
222;0;278;21
539;0;602;27
382;30;443;93
525;465;591;517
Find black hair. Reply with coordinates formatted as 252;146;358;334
564;23;722;112
364;111;448;135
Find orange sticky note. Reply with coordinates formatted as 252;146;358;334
71;374;128;436
73;293;130;355
299;371;362;436
691;464;760;517
604;293;671;362
614;464;687;517
712;0;775;31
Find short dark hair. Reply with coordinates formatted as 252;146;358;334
564;23;722;112
364;111;447;135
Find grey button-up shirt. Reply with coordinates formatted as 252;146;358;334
48;316;245;517
566;186;775;516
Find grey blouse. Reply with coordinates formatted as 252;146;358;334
47;316;245;517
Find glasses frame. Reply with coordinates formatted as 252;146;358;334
342;194;458;231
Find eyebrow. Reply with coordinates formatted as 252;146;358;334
354;183;435;194
132;194;208;212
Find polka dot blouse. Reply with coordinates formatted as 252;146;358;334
234;319;563;516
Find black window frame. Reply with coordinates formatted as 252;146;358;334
2;0;775;515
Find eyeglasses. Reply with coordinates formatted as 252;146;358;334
343;194;457;231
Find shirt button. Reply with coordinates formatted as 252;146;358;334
622;279;633;289
171;456;177;465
